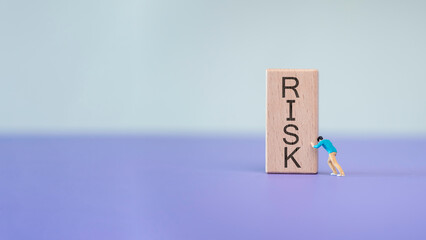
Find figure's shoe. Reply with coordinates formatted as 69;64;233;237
330;173;337;176
337;173;345;177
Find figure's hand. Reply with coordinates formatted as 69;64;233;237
310;142;314;147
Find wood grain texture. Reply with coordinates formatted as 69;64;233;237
266;69;318;173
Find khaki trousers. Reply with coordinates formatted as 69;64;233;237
328;152;345;175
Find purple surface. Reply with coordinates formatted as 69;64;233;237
0;135;426;240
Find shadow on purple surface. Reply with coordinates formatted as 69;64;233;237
347;170;426;177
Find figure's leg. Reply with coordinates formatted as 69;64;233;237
330;153;345;176
328;157;338;175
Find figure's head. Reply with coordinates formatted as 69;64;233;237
317;136;323;142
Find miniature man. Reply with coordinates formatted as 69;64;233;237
311;136;345;177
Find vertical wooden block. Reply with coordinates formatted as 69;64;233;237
266;69;318;174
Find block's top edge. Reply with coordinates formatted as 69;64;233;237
266;69;318;72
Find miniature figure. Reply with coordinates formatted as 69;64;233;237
311;136;345;176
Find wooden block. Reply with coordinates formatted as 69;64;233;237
266;69;318;174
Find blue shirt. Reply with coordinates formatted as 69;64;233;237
313;139;337;153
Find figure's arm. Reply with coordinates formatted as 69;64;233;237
312;141;322;148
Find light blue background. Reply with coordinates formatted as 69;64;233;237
1;0;425;136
